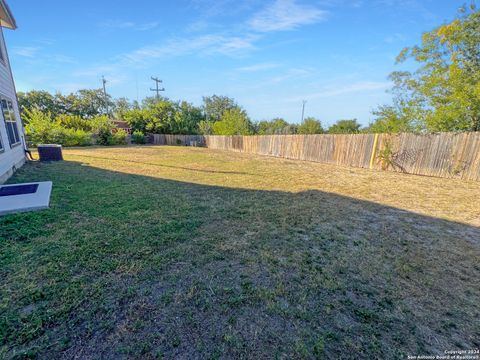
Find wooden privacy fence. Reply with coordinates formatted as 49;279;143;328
151;132;480;181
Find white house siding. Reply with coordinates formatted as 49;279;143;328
0;26;25;184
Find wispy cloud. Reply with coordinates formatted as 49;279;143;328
185;20;210;32
236;63;281;72
189;0;259;18
72;1;329;87
73;32;258;86
12;46;40;58
289;81;390;101
50;54;77;64
384;33;406;43
122;34;257;64
101;20;159;31
248;0;327;32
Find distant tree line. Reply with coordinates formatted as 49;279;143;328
18;90;365;144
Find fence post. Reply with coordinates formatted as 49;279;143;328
369;133;379;169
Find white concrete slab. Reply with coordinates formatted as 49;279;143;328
0;181;52;216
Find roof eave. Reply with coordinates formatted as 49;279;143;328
0;0;16;30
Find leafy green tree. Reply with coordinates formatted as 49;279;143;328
256;118;295;134
365;105;416;133
23;108;59;144
145;100;177;133
198;120;214;135
297;117;324;134
19;89;113;119
23;108;94;146
202;95;238;123
172;101;204;134
328;119;362;134
123;108;151;133
57;114;90;131
212;108;253;135
18;90;61;118
375;4;480;132
141;96;166;109
57;89;113;118
113;97;132;120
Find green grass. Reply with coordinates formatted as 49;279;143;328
1;146;479;359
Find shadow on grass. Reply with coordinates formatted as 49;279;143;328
0;160;479;359
66;152;257;176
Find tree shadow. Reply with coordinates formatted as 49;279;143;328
0;160;478;359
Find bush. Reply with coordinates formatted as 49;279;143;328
24;108;59;145
132;130;145;144
112;129;128;145
24;109;93;146
96;127;113;145
57;114;91;131
57;128;93;146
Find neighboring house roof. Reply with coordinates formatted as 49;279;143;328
112;120;131;129
0;0;16;29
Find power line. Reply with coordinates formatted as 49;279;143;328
150;76;165;100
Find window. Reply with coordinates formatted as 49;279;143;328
1;96;20;147
0;132;3;151
0;41;4;63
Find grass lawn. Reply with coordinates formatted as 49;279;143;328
1;145;479;359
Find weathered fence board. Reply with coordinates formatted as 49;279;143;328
150;133;480;181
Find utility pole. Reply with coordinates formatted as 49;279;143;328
301;100;307;123
101;75;109;115
150;76;165;101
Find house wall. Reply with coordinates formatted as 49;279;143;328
0;26;25;184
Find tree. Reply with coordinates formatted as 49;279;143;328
123;108;151;133
123;99;203;135
113;97;132;120
365;105;416;133
145;100;177;133
297;117;324;134
256;118;295;134
375;4;480;132
328;119;362;134
202;95;238;123
57;89;113;118
212;108;253;135
17;90;61;118
172;101;204;134
198;120;214;135
142;96;166;109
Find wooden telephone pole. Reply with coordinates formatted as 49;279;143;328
150;77;165;100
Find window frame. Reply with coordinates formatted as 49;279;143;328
0;36;5;66
0;95;21;148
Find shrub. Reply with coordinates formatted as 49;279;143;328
57;114;91;131
90;116;113;133
24;108;59;145
59;128;93;146
377;140;397;170
24;109;93;146
96;127;113;145
132;130;145;144
112;129;128;145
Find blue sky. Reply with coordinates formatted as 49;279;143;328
5;0;461;126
